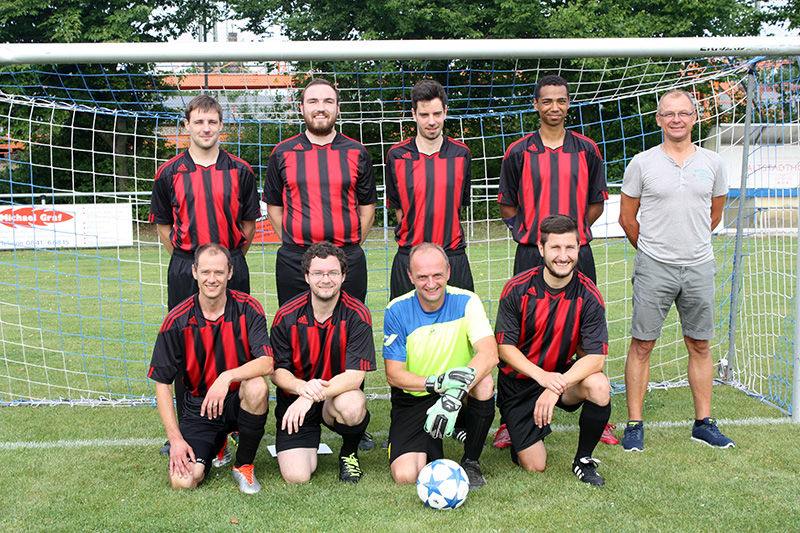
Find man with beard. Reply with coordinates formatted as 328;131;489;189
270;242;376;484
494;214;611;486
494;75;615;449
263;78;377;306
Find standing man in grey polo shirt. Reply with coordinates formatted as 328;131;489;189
618;89;734;452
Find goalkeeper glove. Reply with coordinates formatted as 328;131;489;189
424;366;476;395
424;388;466;439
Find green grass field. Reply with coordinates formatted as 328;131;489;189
0;228;798;530
1;386;798;532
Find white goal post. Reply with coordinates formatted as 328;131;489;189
0;36;797;417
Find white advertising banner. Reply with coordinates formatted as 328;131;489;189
722;145;800;190
0;203;134;250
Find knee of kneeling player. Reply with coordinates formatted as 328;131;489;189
331;391;367;423
582;373;610;404
170;471;202;490
469;374;496;401
519;456;547;473
239;377;269;409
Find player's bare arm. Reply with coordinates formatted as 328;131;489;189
155;382;195;478
266;204;284;240
711;194;726;230
358;203;375;244
534;388;560;428
385;359;428;392
156;223;174;255
200;355;273;419
618;193;641;249
240;219;256;255
498;344;569;395
466;335;500;385
586;201;605;226
562;352;606;388
499;204;517;220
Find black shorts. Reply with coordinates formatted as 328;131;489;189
275;243;367;306
178;391;241;474
389;246;474;301
513;242;597;284
388;388;444;464
168;248;251;310
274;392;334;452
496;371;582;454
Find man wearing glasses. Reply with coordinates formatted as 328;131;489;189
270;241;376;484
618;90;733;452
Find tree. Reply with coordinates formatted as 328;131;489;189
234;0;763;40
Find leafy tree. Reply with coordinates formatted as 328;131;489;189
235;0;762;40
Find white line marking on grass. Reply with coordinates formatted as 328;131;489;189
552;416;793;433
0;438;164;450
0;417;792;450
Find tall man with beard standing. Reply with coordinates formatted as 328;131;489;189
263;79;378;306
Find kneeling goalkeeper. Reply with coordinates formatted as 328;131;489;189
383;243;498;489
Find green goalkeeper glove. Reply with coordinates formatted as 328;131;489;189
424;387;466;439
424;366;476;395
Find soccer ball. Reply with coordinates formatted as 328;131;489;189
416;459;470;510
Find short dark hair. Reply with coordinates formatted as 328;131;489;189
407;242;449;272
539;214;579;245
301;241;348;275
411;79;447;110
184;94;223;122
534;75;570;101
301;78;339;104
194;243;232;270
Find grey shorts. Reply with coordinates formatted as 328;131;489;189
630;252;716;341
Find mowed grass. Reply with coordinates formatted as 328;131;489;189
0;386;798;532
0;227;798;531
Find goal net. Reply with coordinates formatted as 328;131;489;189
0;40;797;412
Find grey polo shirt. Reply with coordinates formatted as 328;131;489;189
622;145;728;266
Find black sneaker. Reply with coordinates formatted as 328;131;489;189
573;457;605;486
159;440;170;455
460;458;486;489
358;432;376;451
339;453;363;483
452;427;467;443
381;438;389;449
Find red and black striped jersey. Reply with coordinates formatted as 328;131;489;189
149;150;260;253
497;130;608;246
148;289;272;397
262;132;378;247
385;136;471;250
494;266;608;379
270;290;376;395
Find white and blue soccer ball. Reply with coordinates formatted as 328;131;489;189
416;459;470;510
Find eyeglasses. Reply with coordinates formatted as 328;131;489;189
308;270;342;279
657;111;694;119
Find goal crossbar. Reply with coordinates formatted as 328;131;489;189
1;36;800;64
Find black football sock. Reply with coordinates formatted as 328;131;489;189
462;397;495;462
335;411;370;458
454;408;467;430
575;400;611;461
234;408;267;468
